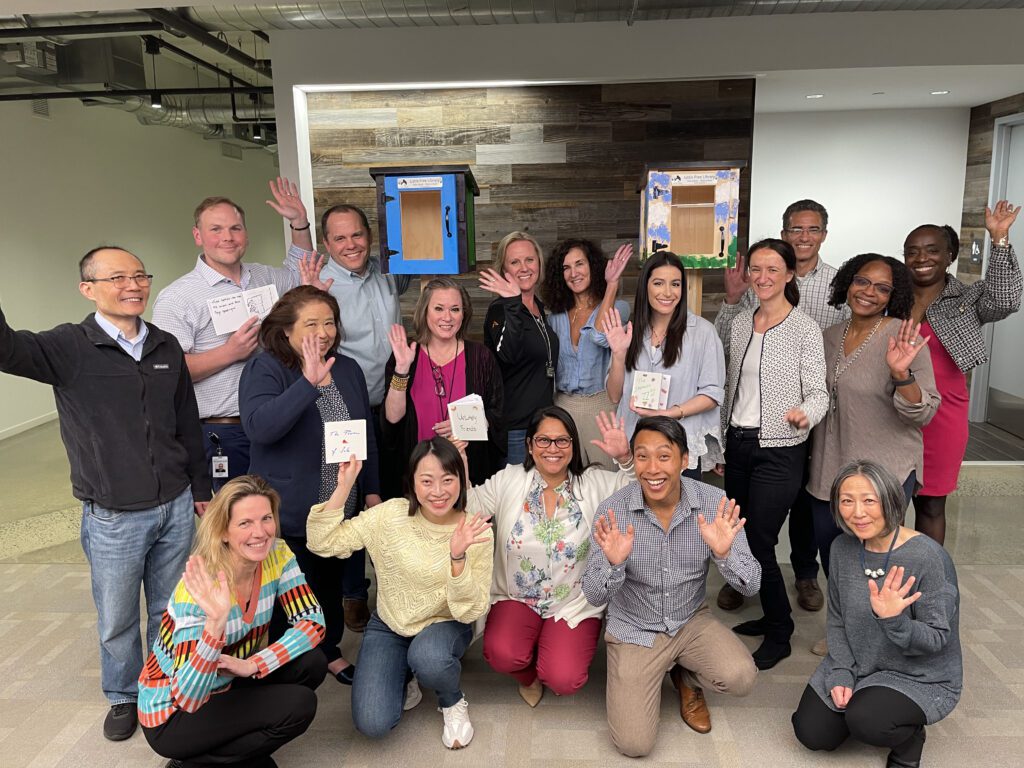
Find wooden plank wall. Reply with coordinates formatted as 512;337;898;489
306;79;755;335
959;90;1024;284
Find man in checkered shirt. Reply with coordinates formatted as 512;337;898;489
583;416;760;757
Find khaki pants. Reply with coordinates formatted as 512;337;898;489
605;604;757;757
555;390;617;470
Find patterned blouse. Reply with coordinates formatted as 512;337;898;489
316;381;358;518
506;473;591;618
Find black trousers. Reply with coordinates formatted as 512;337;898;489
724;429;807;641
789;476;820;580
275;537;347;664
792;684;927;765
144;650;327;766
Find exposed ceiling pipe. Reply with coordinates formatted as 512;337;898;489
100;95;225;137
0;12;154;29
0;86;273;102
143;35;258;89
141;9;271;77
0;22;164;40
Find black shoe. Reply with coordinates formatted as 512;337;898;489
103;702;138;741
733;617;769;636
716;583;744;611
165;761;185;768
752;639;791;670
334;663;356;685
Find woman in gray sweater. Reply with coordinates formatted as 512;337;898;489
792;460;961;768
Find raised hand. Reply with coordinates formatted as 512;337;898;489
602;308;632;356
592;411;631;463
605;243;633;285
885;319;929;378
784;408;809;430
593;509;634;566
265;176;309;227
182;555;232;623
723;250;750;304
334;456;363;494
830;686;853;710
301;333;335;386
224;316;260;363
387;323;417;374
298;252;334;292
698;496;745;560
478;268;522;299
986;199;1020;241
868;565;922;619
450;512;492;559
217;653;259;678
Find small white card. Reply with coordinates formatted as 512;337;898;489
632;371;671;411
208;284;280;335
325;419;367;463
447;394;488;441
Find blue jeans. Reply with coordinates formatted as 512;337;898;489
80;486;195;705
353;614;472;738
505;429;527;467
202;422;250;492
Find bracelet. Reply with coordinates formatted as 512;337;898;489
450;552;466;562
390;375;410;391
289;221;311;231
891;372;916;387
994;236;1009;247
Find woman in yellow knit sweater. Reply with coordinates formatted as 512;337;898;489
307;437;492;750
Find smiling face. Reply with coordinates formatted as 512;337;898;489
528;416;573;480
646;264;683;317
324;210;372;275
412;452;461;520
747;247;793;304
632;429;687;508
286;300;338;359
781;210;827;268
194;202;248;270
78;248;150;325
903;226;953;289
224;494;277;567
847;260;894;320
425;287;464;343
504;239;541;294
836;474;889;543
561;247;592;297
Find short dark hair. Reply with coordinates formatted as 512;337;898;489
630;415;689;456
746;238;800;307
320;204;371;240
830;459;908;537
194;196;246;227
406;437;467;516
782;199;828;231
541;238;609;314
258;285;342;370
523;405;592;479
905;224;961;263
412;277;473;344
828;253;914;319
79;245;142;281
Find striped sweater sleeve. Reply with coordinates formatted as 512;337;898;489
163;586;227;714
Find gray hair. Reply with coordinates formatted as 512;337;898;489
829;460;906;537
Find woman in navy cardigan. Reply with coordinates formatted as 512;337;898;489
240;285;380;685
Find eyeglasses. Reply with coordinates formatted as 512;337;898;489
531;436;572;449
84;274;153;288
850;275;893;296
430;363;446;398
783;227;824;236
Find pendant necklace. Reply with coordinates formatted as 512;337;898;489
860;528;899;579
829;317;883;429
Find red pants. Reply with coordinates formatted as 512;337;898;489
482;599;602;696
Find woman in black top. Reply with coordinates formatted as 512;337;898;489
481;231;559;466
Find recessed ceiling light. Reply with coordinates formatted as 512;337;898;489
805;94;824;99
930;90;950;96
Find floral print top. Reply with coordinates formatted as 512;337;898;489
505;472;591;618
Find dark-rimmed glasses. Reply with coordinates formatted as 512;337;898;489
851;275;893;296
83;274;153;288
531;436;572;449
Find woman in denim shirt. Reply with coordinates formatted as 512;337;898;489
543;239;632;469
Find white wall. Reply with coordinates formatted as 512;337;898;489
749;108;971;267
0;99;283;439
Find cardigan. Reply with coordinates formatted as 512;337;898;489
466;462;635;628
382;340;504;500
239;350;380;538
307;497;493;637
720;307;828;448
925;244;1021;372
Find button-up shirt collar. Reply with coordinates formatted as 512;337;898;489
196;254;251;289
93;311;149;362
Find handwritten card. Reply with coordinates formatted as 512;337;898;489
208;284;279;335
632;371;671;411
447;394;488;441
325;419;367;463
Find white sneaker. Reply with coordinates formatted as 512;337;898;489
403;677;422;711
439;697;474;749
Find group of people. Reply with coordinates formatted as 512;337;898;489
0;175;1019;768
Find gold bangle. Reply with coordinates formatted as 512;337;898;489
390;375;410;392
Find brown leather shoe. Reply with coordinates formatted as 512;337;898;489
343;598;370;632
716;583;744;611
669;666;712;734
795;579;824;612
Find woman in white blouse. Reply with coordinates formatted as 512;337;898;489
467;405;632;707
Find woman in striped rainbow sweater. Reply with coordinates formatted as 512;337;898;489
138;475;327;768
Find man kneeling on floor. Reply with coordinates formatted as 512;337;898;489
582;416;761;757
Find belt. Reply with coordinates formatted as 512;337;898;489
728;426;760;440
202;416;241;424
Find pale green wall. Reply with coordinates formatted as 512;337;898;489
0;98;286;438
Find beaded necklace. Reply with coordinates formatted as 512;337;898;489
829;317;883;427
859;528;899;579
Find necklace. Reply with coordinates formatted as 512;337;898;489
860;528;900;579
571;300;594;327
530;309;555;388
426;343;460;411
829;318;883;420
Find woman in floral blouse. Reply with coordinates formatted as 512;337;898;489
466;405;633;707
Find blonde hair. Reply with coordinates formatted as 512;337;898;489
494;231;544;282
412;277;472;345
191;475;280;593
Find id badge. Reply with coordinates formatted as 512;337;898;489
545;363;555;379
212;455;229;478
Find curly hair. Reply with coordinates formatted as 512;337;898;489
541;238;608;314
828;253;914;320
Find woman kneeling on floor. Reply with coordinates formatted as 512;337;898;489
138;475;328;768
307;438;493;749
792;460;962;768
